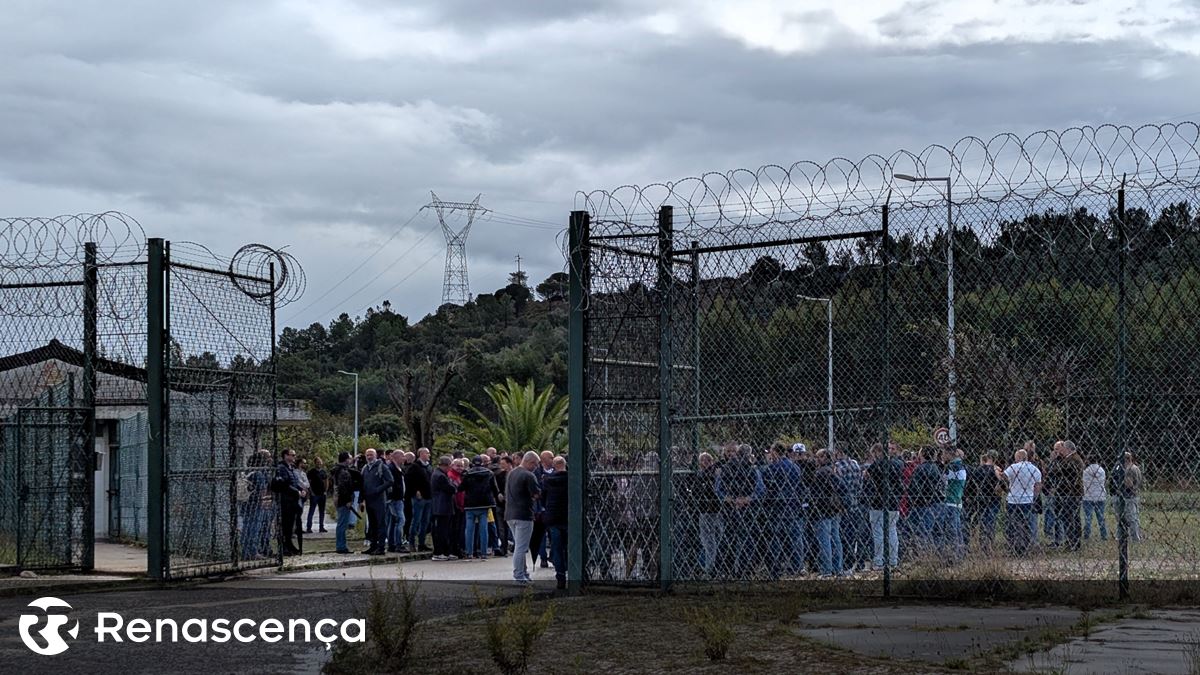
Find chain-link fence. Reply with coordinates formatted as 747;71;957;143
568;122;1200;599
0;214;301;577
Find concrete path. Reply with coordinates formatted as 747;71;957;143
792;605;1083;664
264;552;559;587
1009;608;1200;674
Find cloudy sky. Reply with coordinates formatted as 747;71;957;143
3;0;1198;329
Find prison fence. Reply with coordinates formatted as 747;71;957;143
0;214;302;578
566;122;1200;599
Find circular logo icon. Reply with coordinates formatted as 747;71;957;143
933;427;951;448
18;597;79;656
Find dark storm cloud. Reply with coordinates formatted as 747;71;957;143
1;0;1197;326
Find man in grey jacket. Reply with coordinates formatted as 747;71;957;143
506;451;542;584
360;448;394;555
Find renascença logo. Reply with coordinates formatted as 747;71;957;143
15;596;365;655
18;597;80;656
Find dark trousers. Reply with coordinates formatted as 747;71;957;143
494;508;509;554
1059;496;1082;550
531;517;546;564
451;511;466;557
1006;502;1034;555
365;497;387;551
280;500;302;551
432;514;454;556
306;495;327;531
549;525;567;581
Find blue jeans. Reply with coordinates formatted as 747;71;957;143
464;509;489;557
387;500;406;550
1083;500;1108;540
816;516;843;576
410;498;431;547
1043;495;1058;542
306;495;327;531
698;512;724;575
940;505;964;562
910;505;938;557
548;525;567;580
508;519;533;581
769;516;806;577
869;509;899;567
240;502;267;560
335;505;353;553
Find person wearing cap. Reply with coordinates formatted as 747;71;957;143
461;454;501;560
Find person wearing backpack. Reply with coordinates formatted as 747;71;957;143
329;452;361;554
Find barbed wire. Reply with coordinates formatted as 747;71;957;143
576;123;1200;240
1;212;306;314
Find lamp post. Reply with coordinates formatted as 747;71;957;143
338;370;359;456
894;173;956;444
798;295;834;453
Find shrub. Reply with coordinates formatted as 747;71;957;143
479;590;554;675
324;575;420;673
682;606;736;661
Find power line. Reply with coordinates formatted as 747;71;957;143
302;219;442;323
363;249;443;310
283;209;423;321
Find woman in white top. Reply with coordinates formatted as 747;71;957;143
1081;455;1107;541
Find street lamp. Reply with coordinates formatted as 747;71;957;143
337;370;359;456
894;173;956;444
798;295;834;453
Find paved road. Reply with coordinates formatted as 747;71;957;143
0;555;554;674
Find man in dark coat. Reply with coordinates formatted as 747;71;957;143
272;448;304;555
360;448;393;555
430;456;459;560
542;455;569;589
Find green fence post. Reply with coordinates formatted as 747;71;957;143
880;202;893;598
658;205;674;592
146;238;166;579
567;210;590;595
1115;180;1130;601
82;242;98;571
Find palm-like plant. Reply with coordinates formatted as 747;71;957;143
442;378;568;454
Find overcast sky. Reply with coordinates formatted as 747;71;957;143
3;0;1198;329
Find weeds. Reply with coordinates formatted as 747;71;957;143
682;605;738;661
1184;630;1200;675
324;575;421;674
479;590;554;675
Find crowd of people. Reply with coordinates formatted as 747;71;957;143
236;437;1147;584
239;445;571;587
663;439;1146;579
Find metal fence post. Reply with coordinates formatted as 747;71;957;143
82;242;98;571
567;210;590;595
1115;180;1130;601
690;241;700;460
146;238;167;579
657;205;674;592
881;202;893;598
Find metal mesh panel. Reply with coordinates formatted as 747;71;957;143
164;255;280;577
572;122;1200;597
116;412;149;542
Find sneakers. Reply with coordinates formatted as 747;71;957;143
446;554;459;560
432;555;449;561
